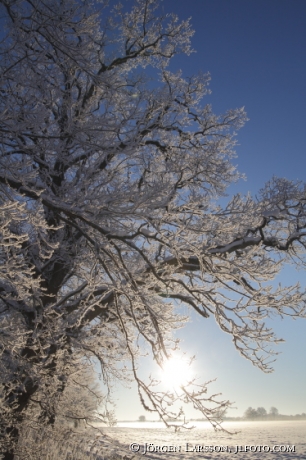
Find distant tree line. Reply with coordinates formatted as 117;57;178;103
244;407;306;420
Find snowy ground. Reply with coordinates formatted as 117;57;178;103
88;420;306;460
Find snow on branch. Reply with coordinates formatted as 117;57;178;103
0;1;306;456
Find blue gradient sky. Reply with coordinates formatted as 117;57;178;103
109;0;306;420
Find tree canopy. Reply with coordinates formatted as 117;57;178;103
1;0;306;458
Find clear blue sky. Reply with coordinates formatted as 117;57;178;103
108;0;306;420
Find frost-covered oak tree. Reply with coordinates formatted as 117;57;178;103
0;0;306;458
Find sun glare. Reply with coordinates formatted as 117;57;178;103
161;356;193;390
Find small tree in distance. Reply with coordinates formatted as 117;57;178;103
0;0;306;458
256;407;267;418
269;407;279;418
244;407;258;419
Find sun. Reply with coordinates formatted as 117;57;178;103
160;356;193;390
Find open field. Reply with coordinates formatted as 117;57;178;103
88;420;306;460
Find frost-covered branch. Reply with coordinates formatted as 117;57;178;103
1;0;306;457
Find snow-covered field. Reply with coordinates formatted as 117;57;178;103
90;420;306;460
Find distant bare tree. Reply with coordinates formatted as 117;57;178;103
244;407;258;419
269;407;279;418
256;407;267;418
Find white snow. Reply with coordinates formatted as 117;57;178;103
90;420;306;459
